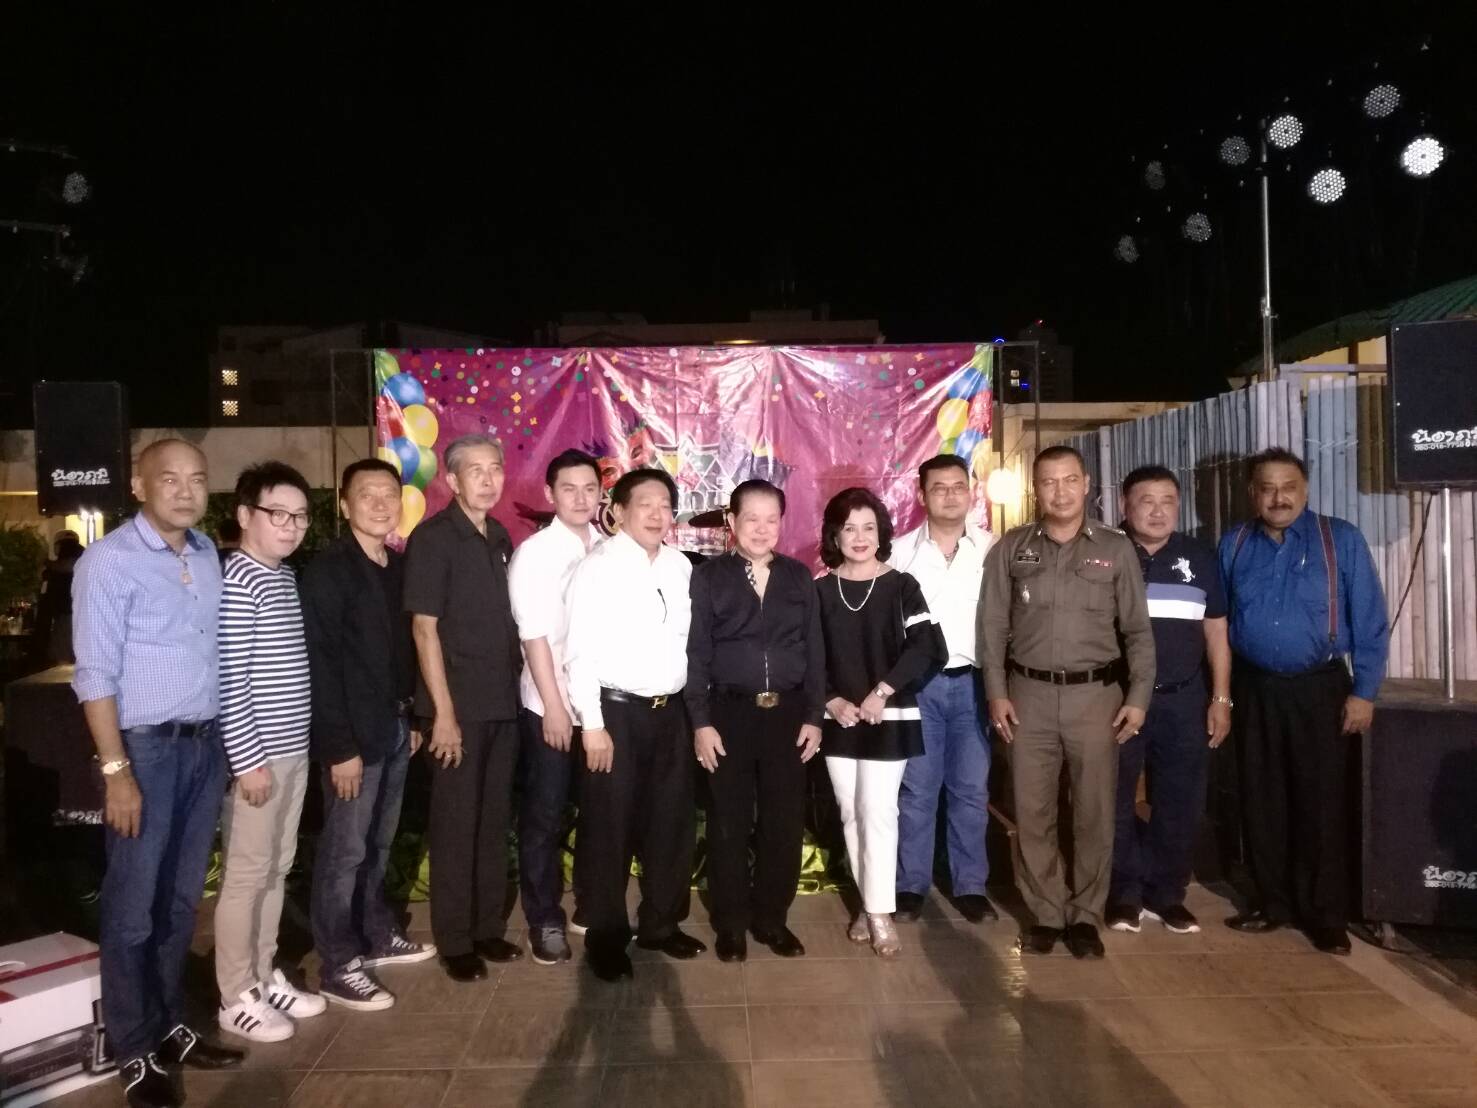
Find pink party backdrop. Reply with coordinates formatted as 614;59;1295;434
374;343;994;563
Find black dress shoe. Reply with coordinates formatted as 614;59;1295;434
715;932;748;962
634;929;708;960
1311;927;1352;955
443;952;488;982
1023;926;1061;955
1225;909;1285;934
588;944;634;982
157;1025;244;1069
894;892;925;921
473;937;523;963
120;1054;178;1108
752;926;806;958
954;894;999;923
1065;923;1105;959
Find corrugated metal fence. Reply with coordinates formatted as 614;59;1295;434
1067;376;1473;681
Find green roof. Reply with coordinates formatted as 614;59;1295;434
1235;273;1477;374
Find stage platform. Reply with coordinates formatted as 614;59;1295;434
46;883;1477;1108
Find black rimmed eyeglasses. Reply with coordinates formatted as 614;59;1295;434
247;505;312;529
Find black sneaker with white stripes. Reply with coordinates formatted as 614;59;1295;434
119;1053;176;1108
320;956;396;1011
362;933;437;968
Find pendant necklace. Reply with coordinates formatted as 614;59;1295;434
836;565;880;612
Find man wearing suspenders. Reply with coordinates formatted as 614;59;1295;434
1219;449;1389;954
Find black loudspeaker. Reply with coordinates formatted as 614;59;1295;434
33;382;131;516
1389;319;1477;489
1360;688;1477;927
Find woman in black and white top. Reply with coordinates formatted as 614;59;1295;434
815;487;946;956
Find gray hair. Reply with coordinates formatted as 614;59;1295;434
443;433;505;476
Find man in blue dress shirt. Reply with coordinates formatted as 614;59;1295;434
1219;448;1389;955
73;439;244;1108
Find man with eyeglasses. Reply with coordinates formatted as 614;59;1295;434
73;439;244;1108
214;461;326;1042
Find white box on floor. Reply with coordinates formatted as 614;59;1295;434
0;933;112;1104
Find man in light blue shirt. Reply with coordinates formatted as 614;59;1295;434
73;439;243;1108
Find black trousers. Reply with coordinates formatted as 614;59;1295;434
1234;660;1353;929
704;693;809;936
576;694;695;953
517;708;580;930
427;718;519;956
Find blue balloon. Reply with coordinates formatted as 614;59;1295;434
390;436;421;484
954;428;984;459
385;372;426;409
946;366;985;401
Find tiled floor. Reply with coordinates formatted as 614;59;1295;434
56;883;1477;1107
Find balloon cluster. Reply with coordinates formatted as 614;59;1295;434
934;347;992;477
374;351;439;537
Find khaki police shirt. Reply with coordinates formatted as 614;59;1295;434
978;517;1156;711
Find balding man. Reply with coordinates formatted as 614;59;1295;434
73;440;244;1108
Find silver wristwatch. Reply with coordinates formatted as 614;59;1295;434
1211;695;1234;709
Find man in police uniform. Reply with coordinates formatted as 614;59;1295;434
980;445;1155;958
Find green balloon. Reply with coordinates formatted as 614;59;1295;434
409;443;437;491
374;350;401;392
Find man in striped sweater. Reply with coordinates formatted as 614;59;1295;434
214;462;327;1042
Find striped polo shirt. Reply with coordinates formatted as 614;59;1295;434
219;551;312;776
1133;531;1227;687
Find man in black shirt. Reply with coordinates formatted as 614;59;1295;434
303;460;435;1012
690;480;825;961
403;434;524;982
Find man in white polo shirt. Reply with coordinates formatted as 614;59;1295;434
889;454;999;924
508;449;603;966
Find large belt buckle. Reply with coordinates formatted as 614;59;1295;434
755;691;780;709
650;694;669;709
1050;670;1069;686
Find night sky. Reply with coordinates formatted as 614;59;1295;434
3;5;1474;429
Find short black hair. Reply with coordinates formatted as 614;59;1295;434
545;448;601;489
339;458;400;501
611;466;678;510
235;461;311;511
1246;447;1308;482
820;487;894;568
1121;465;1180;498
728;479;786;517
1032;444;1086;474
918;454;970;488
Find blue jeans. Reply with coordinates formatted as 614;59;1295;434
896;669;991;897
100;721;227;1062
517;709;576;931
1110;683;1209;910
310;721;411;974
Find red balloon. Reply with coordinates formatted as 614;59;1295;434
377;394;406;440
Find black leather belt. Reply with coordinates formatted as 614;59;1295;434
601;688;681;710
1009;660;1122;686
715;686;785;709
942;665;978;677
1154;674;1202;694
133;719;214;739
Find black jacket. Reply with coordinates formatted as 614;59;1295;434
301;534;415;765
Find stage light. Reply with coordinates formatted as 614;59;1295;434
62;171;89;204
1182;212;1212;243
1307;167;1346;204
1114;234;1140;264
1268;113;1303;149
1399;135;1445;177
1144;160;1166;190
1363;83;1400;119
1219;136;1250;166
985;468;1021;503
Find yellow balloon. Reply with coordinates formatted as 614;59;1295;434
402;403;439;448
376;445;402;477
398;484;426;537
972;443;993;480
935;398;969;440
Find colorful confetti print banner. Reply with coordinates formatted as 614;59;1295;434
374;344;993;562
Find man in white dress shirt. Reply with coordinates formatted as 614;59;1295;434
508;449;603;967
889;454;1000;923
563;467;707;981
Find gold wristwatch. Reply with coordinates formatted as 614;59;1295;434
1211;695;1234;709
99;757;132;776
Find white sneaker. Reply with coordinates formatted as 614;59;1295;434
266;968;328;1018
219;986;296;1042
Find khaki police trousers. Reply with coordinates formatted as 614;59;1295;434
1007;674;1123;929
